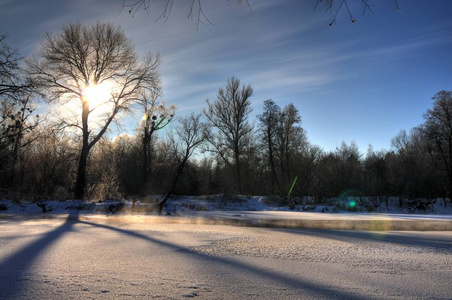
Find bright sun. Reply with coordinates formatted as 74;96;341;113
83;82;113;110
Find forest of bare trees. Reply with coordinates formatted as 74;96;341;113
0;23;451;208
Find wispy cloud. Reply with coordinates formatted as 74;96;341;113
1;0;451;151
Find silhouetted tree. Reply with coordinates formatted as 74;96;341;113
27;22;161;199
388;128;438;201
1;93;41;190
122;0;400;28
0;35;24;98
87;139;123;201
420;90;452;199
196;156;220;195
276;103;306;194
158;113;207;212
258;99;281;194
21;126;77;201
335;141;362;192
139;90;175;196
296;144;323;197
316;0;401;26
312;151;339;198
257;100;308;198
204;77;253;194
241;130;261;194
122;0;251;29
0;36;40;193
113;133;142;195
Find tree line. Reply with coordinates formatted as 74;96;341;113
0;23;451;208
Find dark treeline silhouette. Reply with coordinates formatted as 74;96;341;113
0;27;451;208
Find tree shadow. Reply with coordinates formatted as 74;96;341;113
0;213;79;299
78;220;364;299
267;228;452;298
269;228;452;251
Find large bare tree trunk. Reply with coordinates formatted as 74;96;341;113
267;128;280;194
75;101;90;199
141;128;150;196
74;146;89;199
157;158;187;214
235;151;242;194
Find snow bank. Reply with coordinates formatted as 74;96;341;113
0;195;451;216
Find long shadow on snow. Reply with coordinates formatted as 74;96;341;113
78;220;363;300
268;228;452;298
0;213;79;299
270;228;452;251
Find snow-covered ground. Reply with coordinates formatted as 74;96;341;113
1;197;452;298
1;216;452;299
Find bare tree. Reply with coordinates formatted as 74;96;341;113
420;90;452;199
0;35;23;98
0;36;34;159
316;0;401;26
158;113;207;212
23;126;78;201
204;77;253;194
0;95;33;162
122;0;400;28
122;0;252;29
0;36;41;193
27;22;161;199
258;99;281;194
335;140;362;192
276;103;305;189
112;133;143;195
1;92;41;190
139;90;175;196
87;139;123;201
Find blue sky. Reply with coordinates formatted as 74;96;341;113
1;0;451;153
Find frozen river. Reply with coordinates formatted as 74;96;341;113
1;214;451;299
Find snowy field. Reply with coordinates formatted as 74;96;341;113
1;196;452;299
0;215;451;299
